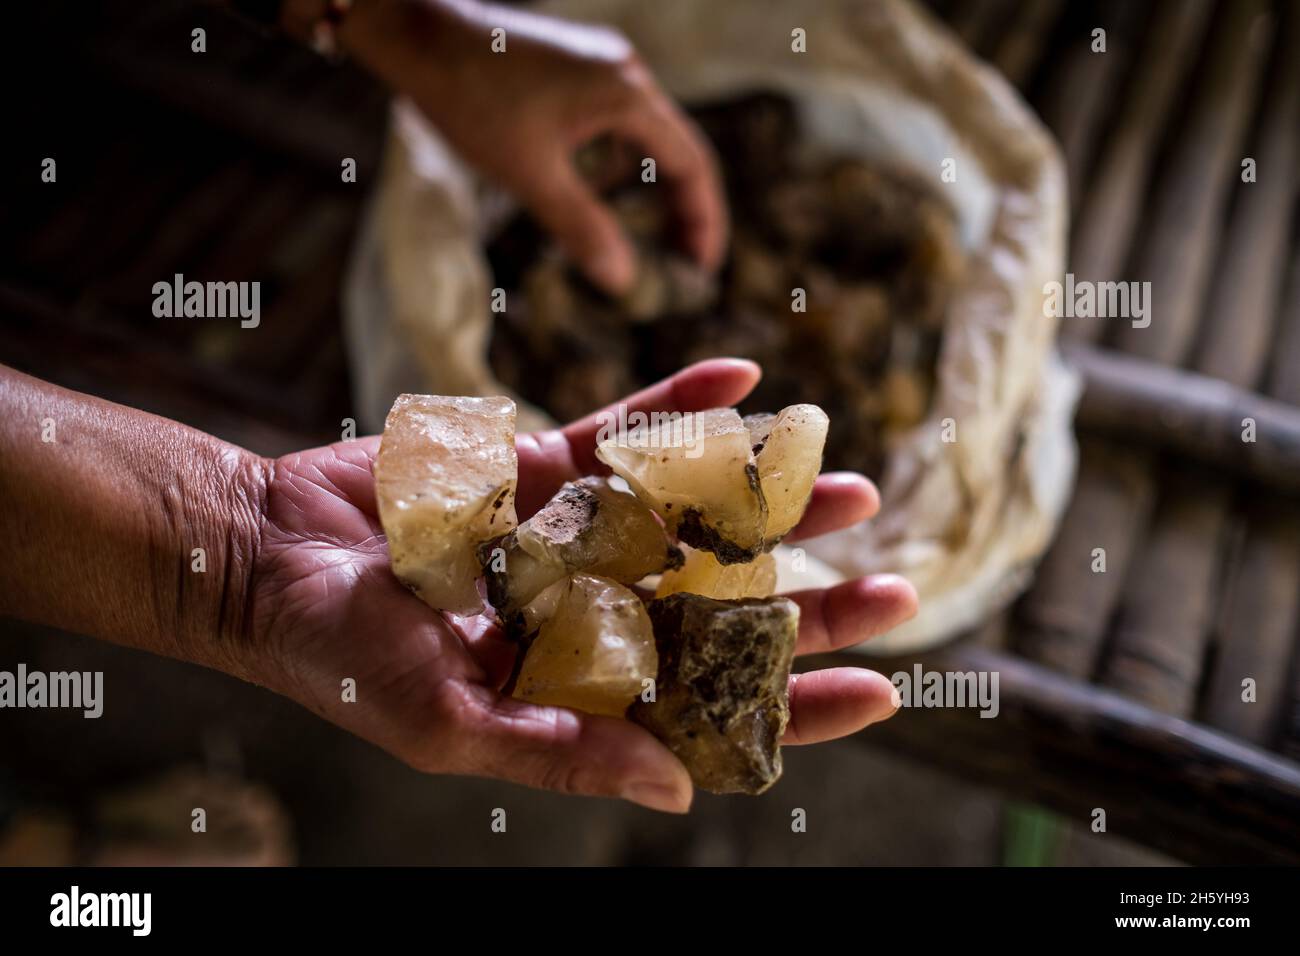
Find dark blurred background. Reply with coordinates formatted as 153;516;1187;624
1;0;1298;865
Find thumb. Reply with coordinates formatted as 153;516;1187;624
517;155;638;296
455;689;693;813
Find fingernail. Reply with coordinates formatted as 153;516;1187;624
622;780;691;814
867;682;903;726
713;357;761;378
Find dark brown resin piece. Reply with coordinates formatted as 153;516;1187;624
632;593;799;794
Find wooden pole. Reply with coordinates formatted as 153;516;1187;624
1067;344;1300;494
833;645;1300;865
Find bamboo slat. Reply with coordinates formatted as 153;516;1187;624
0;282;338;447
1097;473;1228;716
191;174;319;284
1201;499;1300;745
1036;0;1144;211
948;0;1015;55
1268;247;1300;759
1111;0;1273;363
1063;0;1211;296
1015;440;1156;676
96;12;385;179
1190;10;1300;383
1266;244;1300;406
1193;7;1300;743
1104;1;1299;716
108;161;264;300
1019;0;1222;686
989;0;1064;90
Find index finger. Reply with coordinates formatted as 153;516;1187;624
515;357;761;515
614;92;729;270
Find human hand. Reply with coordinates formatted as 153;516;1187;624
336;0;727;294
246;359;916;813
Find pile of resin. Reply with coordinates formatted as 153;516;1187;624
487;92;964;480
375;394;828;794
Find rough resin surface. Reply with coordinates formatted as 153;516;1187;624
631;593;799;794
375;394;517;615
513;574;657;718
596;407;767;564
482;477;681;622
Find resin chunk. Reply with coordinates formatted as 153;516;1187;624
481;477;681;621
513;574;657;718
596;407;767;564
631;593;799;794
744;404;828;544
655;547;777;600
375;394;517;616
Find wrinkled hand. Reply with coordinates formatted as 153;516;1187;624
339;0;727;293
247;360;916;813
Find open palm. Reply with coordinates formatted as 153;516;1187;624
246;360;916;812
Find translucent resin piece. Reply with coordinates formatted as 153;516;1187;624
632;593;799;794
655;547;777;600
596;407;766;564
375;394;517;616
482;477;682;622
514;575;657;718
744;404;828;544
